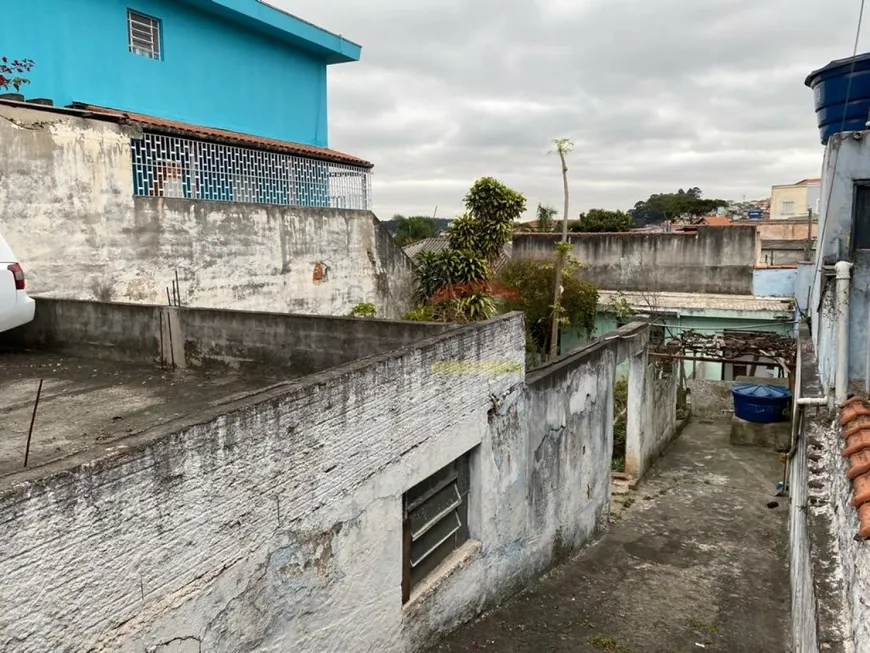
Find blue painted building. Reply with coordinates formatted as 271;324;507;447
1;0;361;147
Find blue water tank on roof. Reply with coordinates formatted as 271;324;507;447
731;383;792;424
806;52;870;145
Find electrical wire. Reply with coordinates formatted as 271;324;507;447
806;0;867;311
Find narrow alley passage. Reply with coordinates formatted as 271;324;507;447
428;420;790;653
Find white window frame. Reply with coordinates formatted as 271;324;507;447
781;200;795;216
128;9;162;60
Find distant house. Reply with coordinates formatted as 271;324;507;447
699;216;733;227
1;1;370;209
770;178;821;219
3;0;360;147
0;5;416;318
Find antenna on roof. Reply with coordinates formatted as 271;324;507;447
432;206;438;219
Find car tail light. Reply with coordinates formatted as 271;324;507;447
7;263;25;290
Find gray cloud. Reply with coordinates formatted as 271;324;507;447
275;0;867;219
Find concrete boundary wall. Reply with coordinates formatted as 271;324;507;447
0;298;452;376
0;313;677;652
513;226;758;295
0;298;163;364
0;103;414;319
788;326;850;652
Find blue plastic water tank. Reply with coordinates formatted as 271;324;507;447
731;383;792;424
806;52;870;145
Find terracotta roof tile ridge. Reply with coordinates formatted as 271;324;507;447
840;398;870;540
843;428;870;458
840;401;870;426
75;103;373;168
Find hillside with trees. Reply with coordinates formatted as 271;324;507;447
630;188;727;225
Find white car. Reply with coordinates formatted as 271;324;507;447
0;234;35;333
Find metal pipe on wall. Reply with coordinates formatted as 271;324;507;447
835;260;854;405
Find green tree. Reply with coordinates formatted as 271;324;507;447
536;203;557;232
572;208;634;233
404;177;526;323
630;188;727;225
392;215;440;246
497;257;598;359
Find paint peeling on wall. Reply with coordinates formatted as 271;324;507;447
0;104;414;319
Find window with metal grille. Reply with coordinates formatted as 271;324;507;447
402;453;471;603
130;132;373;210
128;10;161;60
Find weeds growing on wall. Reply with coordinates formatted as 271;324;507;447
349;302;377;318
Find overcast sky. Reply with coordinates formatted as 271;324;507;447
276;0;866;220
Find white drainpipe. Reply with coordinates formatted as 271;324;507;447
835;261;854;405
797;397;829;406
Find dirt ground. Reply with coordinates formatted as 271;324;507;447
428;419;790;653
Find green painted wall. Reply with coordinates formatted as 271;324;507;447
562;309;795;382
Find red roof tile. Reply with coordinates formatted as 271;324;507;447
859;504;870;540
852;472;870;508
840;403;870;426
848;450;870;480
839;400;870;539
844;415;870;438
701;216;732;227
841;396;867;410
844;429;870;458
76;104;373;169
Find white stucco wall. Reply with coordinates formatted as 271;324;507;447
0;104;413;319
0;315;667;653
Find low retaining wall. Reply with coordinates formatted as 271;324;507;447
0;298;452;376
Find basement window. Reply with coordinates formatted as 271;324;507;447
402;453;471;603
128;9;162;60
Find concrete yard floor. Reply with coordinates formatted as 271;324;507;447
429;420;790;653
0;352;287;478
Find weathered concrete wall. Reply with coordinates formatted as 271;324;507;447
796;262;815;313
650;368;679;464
788;326;850;652
807;132;870;386
756;220;818;241
0;104;414;319
513;227;757;295
754;267;799;298
122;198;415;319
0;315;658;653
0;298;450;377
624;356;679;480
0;298;163;364
687;379;735;419
177;306;452;376
761;240;814;266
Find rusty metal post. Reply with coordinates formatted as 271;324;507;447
24;379;44;467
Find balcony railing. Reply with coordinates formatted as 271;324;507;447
131;132;372;210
